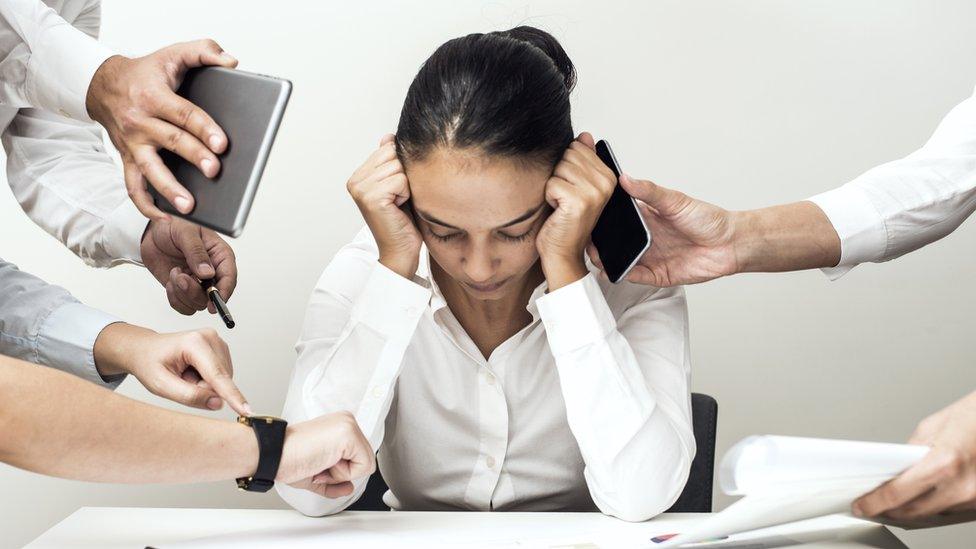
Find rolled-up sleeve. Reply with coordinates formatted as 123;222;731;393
808;86;976;280
0;258;124;389
536;274;695;521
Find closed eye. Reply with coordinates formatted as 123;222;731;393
424;224;463;242
432;232;462;242
498;227;536;243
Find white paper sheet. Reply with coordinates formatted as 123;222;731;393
719;436;929;496
654;436;929;548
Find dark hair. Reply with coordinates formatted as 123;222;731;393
396;26;576;167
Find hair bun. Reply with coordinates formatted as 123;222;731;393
496;26;576;92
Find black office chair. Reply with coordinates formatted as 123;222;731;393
348;392;718;513
665;392;718;512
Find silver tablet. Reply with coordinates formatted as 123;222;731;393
151;67;291;237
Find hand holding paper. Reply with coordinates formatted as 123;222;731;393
655;436;929;548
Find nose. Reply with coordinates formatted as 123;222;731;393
461;240;496;283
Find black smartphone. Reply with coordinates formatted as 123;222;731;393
591;140;652;283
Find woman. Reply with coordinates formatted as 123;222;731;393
278;26;694;522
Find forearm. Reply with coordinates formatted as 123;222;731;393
732;201;841;274
538;278;695;520
93;322;155;377
0;355;257;483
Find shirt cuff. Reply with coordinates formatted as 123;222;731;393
537;273;616;354
102;200;148;266
806;185;888;281
28;21;115;122
350;262;431;337
36;302;126;389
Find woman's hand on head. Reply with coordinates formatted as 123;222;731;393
537;132;615;290
346;134;423;279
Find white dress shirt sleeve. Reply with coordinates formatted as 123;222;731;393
3;105;146;266
0;258;124;389
276;228;431;517
1;0;146;267
0;0;114;121
808;85;976;279
536;274;695;522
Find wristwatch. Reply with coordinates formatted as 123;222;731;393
236;415;288;492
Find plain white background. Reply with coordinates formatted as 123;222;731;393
2;1;975;547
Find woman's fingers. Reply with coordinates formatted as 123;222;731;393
576;131;596;149
586;242;604;270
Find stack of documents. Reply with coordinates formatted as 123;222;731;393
654;435;929;547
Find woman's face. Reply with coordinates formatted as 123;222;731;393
406;147;551;301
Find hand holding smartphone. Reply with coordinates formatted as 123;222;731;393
591;140;652;283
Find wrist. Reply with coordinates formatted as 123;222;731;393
731;202;841;274
275;424;298;482
378;251;419;280
729;210;758;275
93;322;157;377
232;421;261;480
540;253;588;291
85;55;124;125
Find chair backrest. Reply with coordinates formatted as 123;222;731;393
665;392;718;512
348;392;718;513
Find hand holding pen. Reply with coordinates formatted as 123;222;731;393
201;278;235;329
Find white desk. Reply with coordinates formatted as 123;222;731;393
27;507;908;549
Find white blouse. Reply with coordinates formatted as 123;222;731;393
277;227;695;522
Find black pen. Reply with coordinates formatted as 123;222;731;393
201;278;235;329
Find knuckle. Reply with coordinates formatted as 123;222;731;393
119;109;144;135
963;476;976;502
939;450;965;477
166;129;185;151
162;60;181;80
186;330;208;346
136;86;156;106
874;487;895;508
135;158;155;175
177;103;195;128
143;376;164;396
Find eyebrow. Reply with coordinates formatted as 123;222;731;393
416;202;546;231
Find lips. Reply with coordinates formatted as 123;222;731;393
464;278;508;293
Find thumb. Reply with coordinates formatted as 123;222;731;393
620;173;686;215
171;39;238;70
149;370;221;410
173;223;216;279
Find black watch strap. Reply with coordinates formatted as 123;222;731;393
236;415;288;493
